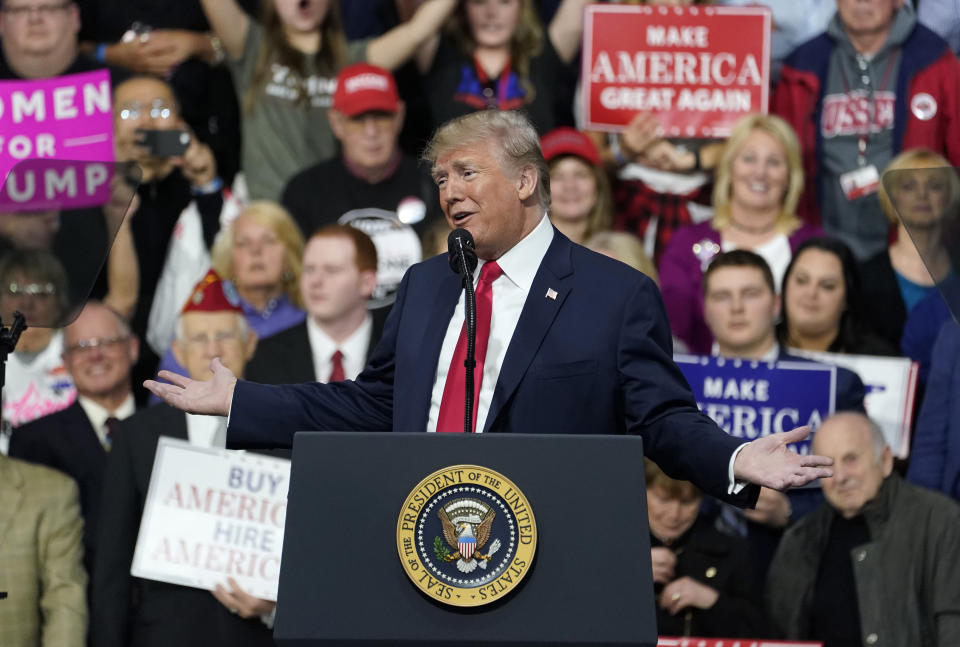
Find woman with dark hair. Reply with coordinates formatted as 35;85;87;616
777;237;898;356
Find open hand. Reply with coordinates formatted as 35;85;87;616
144;357;237;416
734;426;833;490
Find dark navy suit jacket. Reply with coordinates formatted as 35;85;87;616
229;230;759;506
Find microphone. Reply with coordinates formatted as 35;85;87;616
447;228;478;279
446;228;479;433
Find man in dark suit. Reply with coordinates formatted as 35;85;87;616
245;225;387;384
146;110;834;505
10;301;139;576
92;271;275;647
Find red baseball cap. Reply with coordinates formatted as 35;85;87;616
181;269;243;315
332;63;400;117
540;127;602;167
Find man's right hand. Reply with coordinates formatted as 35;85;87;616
144;357;237;416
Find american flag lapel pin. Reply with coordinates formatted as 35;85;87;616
546;288;558;300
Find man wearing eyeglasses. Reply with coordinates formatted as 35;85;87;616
92;270;276;647
111;75;228;406
0;0;101;79
10;300;139;580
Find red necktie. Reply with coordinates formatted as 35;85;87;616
328;350;345;382
437;261;503;433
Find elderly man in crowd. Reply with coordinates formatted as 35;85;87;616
246;224;387;385
92;270;275;647
773;0;960;261
767;411;960;646
10;301;139;579
148;109;835;508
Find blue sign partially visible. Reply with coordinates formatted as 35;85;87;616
675;355;837;456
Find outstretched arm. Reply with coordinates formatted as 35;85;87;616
366;0;457;71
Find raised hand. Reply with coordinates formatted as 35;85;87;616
144;357;237;416
734;426;834;490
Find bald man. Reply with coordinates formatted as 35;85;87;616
767;412;960;646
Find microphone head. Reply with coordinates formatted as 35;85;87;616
447;228;478;276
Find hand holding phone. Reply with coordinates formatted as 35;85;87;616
135;129;191;158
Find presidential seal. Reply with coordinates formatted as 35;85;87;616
396;465;537;607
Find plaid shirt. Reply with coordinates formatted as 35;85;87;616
612;177;713;266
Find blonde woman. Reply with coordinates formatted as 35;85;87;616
658;113;822;354
151;201;306;393
861;149;959;348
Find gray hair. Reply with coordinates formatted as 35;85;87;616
175;312;251;344
423;110;551;211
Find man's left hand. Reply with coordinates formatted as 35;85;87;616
734;426;833;490
212;577;275;619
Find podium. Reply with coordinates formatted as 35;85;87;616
274;432;658;646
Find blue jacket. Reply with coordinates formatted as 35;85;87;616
908;321;960;501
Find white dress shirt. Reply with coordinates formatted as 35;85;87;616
428;215;554;433
306;313;373;382
187;412;228;448
77;394;136;448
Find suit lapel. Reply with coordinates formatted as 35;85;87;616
0;456;24;545
409;272;462;432
484;234;574;433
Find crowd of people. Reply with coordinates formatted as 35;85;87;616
1;0;960;646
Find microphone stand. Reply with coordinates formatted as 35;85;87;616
453;243;477;435
0;311;25;397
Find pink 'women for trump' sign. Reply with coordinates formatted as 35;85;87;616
0;70;114;208
582;5;771;137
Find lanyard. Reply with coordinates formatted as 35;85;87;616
472;55;514;110
836;49;899;167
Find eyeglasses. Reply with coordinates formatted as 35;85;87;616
64;335;130;355
0;1;72;18
116;99;174;121
183;330;242;347
6;282;56;297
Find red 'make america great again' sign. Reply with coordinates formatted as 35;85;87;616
582;5;771;138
